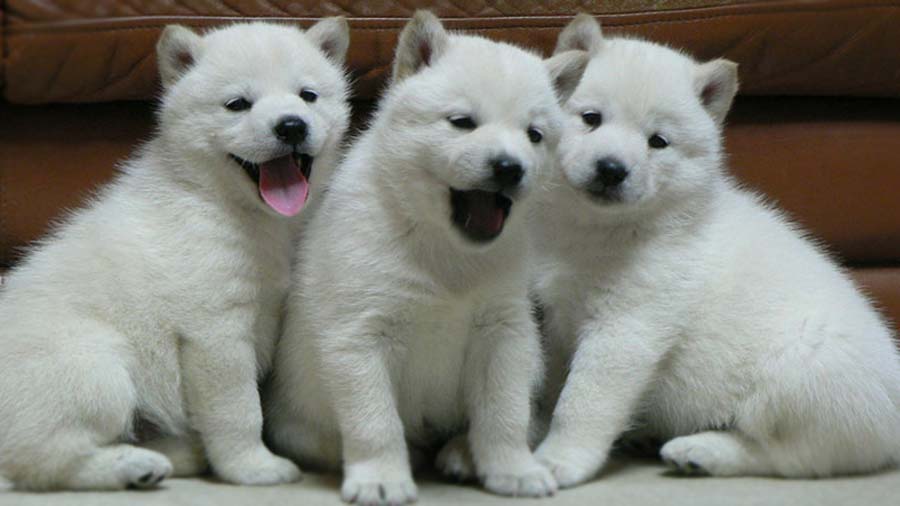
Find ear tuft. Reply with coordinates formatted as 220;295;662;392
555;13;603;55
545;50;590;104
392;10;449;83
694;59;739;125
157;25;202;88
306;17;350;64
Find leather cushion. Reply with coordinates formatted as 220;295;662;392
4;0;900;104
726;97;900;264
1;96;898;267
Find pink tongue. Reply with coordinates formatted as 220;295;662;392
258;155;309;217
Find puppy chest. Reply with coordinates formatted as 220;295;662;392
393;303;474;436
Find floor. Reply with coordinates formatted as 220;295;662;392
3;458;898;506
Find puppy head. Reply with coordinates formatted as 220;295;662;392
553;14;737;215
380;11;588;246
156;20;351;218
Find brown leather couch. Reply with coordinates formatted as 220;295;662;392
1;0;898;334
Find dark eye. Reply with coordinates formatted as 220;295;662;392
527;126;543;144
582;111;603;128
224;97;252;112
448;115;477;130
300;89;319;103
648;133;669;149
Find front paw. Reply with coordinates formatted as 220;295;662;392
479;455;558;497
341;462;417;506
214;445;301;485
535;439;604;488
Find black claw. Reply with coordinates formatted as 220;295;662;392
687;461;701;471
137;472;154;484
378;484;386;501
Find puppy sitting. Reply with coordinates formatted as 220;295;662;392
532;14;900;486
0;20;350;490
264;11;587;505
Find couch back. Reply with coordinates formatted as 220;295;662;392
1;0;899;329
4;0;900;105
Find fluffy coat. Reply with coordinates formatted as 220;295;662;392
0;20;351;490
531;14;900;487
264;11;588;506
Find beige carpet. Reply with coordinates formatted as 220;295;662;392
2;459;899;506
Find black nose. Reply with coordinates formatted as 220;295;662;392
595;157;629;187
490;156;524;189
274;116;308;145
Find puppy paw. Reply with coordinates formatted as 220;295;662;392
214;446;301;485
481;459;559;497
435;435;475;482
341;462;417;506
660;432;761;477
122;448;174;489
476;447;559;497
535;439;604;488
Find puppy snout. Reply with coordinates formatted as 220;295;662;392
490;156;524;190
594;157;629;187
274;116;308;145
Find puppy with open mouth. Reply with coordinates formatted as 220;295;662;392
263;10;588;506
0;20;351;490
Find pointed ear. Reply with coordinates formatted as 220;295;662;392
694;59;739;125
555;13;603;55
157;25;203;88
545;50;590;104
306;17;350;64
391;10;449;83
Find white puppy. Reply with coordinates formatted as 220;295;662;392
532;14;900;487
264;11;587;506
0;20;351;490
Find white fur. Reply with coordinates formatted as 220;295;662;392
264;11;587;505
0;21;350;490
532;15;900;487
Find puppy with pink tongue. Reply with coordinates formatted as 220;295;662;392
0;20;350;490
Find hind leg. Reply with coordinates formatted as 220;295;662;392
660;431;771;476
61;445;173;490
141;435;207;477
0;317;172;490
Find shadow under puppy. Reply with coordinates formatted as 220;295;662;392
263;10;588;506
0;19;351;490
531;14;900;487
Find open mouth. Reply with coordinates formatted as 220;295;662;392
229;152;314;217
450;188;513;243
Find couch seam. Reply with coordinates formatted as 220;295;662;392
5;3;898;34
0;0;5;268
1;0;6;88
